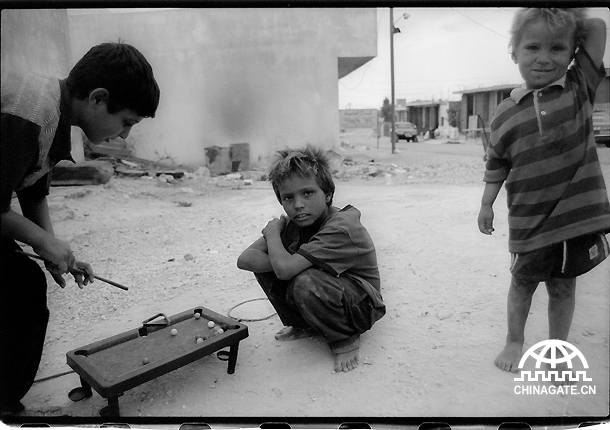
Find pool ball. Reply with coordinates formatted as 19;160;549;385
170;329;178;336
207;321;215;328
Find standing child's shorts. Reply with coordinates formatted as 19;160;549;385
510;232;609;281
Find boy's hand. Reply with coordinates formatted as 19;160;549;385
46;259;95;289
478;205;495;235
45;261;69;288
262;215;287;238
34;236;75;274
70;261;95;289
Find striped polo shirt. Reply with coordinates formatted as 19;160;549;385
484;49;610;253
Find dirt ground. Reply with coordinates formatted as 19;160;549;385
13;132;610;424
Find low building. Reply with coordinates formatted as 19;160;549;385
393;98;457;139
454;84;518;139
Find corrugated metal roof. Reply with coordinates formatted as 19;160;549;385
454;84;521;94
405;100;442;107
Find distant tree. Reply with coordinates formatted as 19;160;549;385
380;97;392;122
447;102;460;128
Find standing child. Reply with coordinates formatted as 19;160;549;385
237;145;386;373
477;8;610;376
1;42;160;416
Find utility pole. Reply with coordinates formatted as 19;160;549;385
390;7;396;154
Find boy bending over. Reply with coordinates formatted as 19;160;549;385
477;8;610;377
1;42;160;415
237;145;386;373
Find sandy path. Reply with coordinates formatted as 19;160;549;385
16;138;610;423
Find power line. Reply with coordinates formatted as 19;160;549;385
343;73;521;86
339;61;377;90
450;8;509;39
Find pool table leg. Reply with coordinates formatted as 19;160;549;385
100;396;120;417
227;342;239;374
68;377;93;402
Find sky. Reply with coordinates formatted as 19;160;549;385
338;7;610;110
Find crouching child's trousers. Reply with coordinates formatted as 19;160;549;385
255;267;384;351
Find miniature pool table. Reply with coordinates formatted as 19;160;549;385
66;306;249;416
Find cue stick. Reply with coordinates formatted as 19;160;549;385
33;370;75;384
15;250;129;291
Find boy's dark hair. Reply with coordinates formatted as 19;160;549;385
509;8;589;55
67;42;160;118
268;144;335;206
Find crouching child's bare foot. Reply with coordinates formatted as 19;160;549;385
495;341;523;373
331;336;361;373
275;326;317;341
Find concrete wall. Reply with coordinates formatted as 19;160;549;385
1;9;85;161
67;8;377;169
1;9;72;76
407;104;440;134
458;91;499;132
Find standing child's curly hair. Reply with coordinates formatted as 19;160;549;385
268;144;335;206
509;8;589;55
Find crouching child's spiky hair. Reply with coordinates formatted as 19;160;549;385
268;144;335;206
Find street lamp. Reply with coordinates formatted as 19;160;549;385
390;9;409;154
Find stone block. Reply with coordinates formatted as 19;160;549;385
230;143;250;171
205;146;232;175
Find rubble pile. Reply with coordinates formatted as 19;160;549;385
334;156;484;186
69;142;485;190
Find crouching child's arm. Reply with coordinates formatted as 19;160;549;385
262;215;312;280
237;236;274;273
237;215;313;280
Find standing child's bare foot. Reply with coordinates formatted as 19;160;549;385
545;347;575;386
495;341;523;373
331;337;361;373
547;362;574;386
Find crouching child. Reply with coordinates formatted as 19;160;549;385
237;145;386;372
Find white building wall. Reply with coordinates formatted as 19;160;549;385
67;8;376;169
